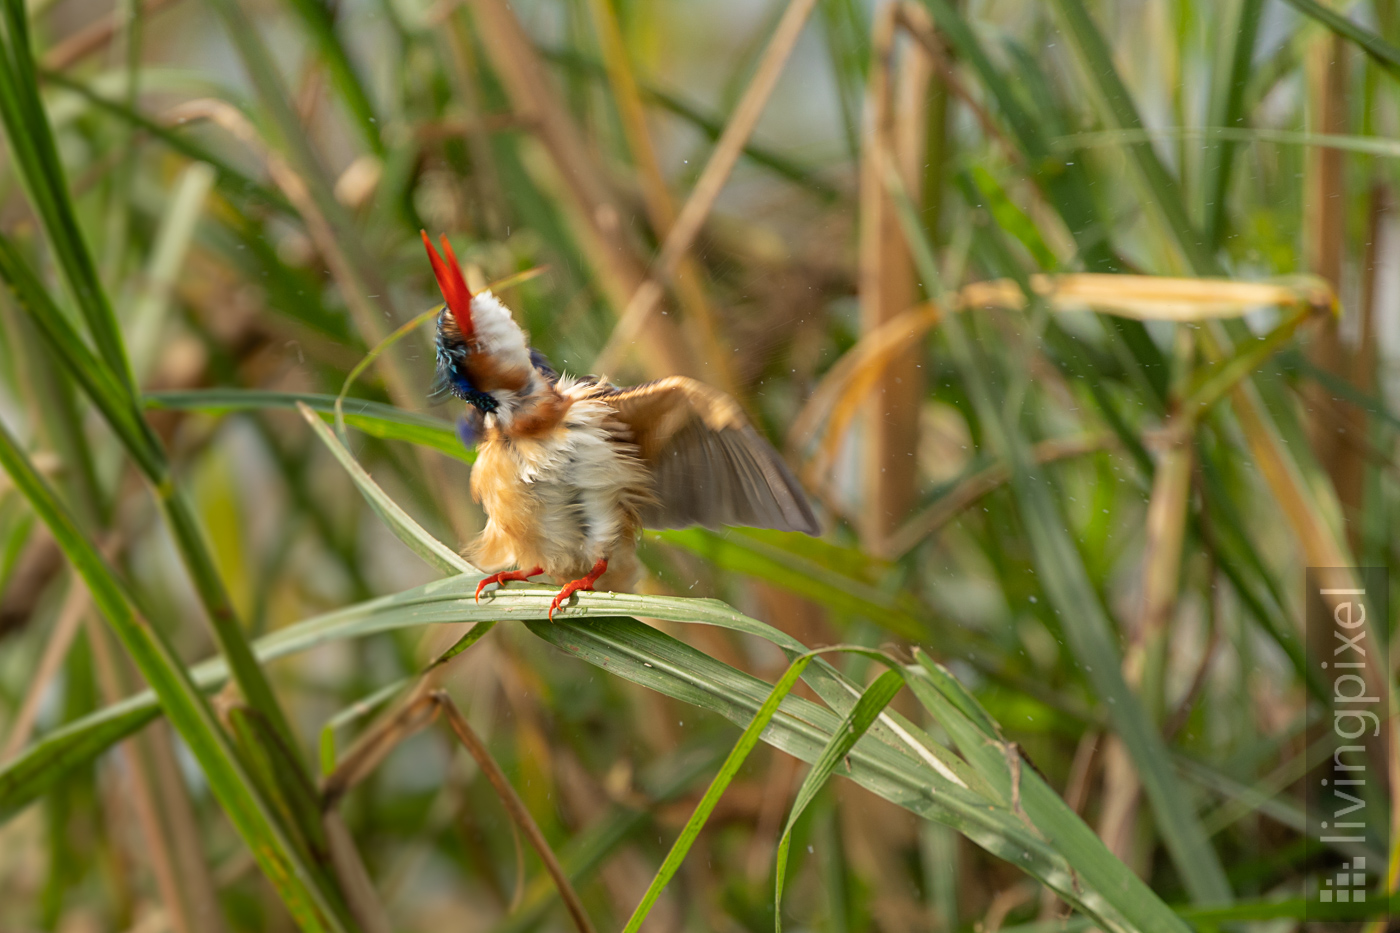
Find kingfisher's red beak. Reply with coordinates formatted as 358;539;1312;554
421;230;474;339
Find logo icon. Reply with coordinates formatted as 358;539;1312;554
1319;857;1366;903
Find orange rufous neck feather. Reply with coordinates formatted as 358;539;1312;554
421;230;474;339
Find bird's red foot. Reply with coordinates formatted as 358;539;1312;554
548;558;608;620
475;566;544;602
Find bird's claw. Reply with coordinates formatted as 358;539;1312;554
475;567;543;602
547;558;608;620
547;585;588;620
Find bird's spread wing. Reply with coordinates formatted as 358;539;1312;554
604;376;820;535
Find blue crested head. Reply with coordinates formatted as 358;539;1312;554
432;308;499;413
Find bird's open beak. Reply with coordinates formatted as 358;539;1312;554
421;230;474;339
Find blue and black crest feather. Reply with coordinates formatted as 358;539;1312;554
431;308;499;413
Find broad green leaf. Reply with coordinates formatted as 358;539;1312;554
525;614;1139;930
906;651;1192;933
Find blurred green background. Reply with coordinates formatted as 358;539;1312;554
0;0;1397;930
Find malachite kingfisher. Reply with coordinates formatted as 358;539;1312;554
421;231;819;618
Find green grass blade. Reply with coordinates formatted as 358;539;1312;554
144;389;472;462
0;417;346;932
334;306;440;443
1278;0;1400;77
0;0;135;387
619;649;822;933
1047;0;1371;733
1008;449;1234;905
774;668;903;932
0;571;1076;912
1183;303;1316;415
906;651;1193;933
490;747;722;933
229;707;331;866
1049;0;1222;276
1054;124;1400;160
967;166;1059;269
916;0;1118;272
0;15;310;764
127;162;216;380
297;401;476;575
1202;0;1266;246
0;573;1224;932
0;697;161;822
0;234;162;475
1286;350;1400;431
1179;895;1399;923
1193;462;1323;702
318;619;496;776
817;0;867;163
202;0;334;181
203;0;406;368
0;583;936;819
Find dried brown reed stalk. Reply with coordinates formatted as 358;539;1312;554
87;618;212;933
583;0;738;394
322;685;597;933
0;575;88;760
41;0;183;70
858;1;931;552
791;273;1333;506
592;0;822;376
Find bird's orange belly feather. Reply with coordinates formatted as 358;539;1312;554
467;413;649;588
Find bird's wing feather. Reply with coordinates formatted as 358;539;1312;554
604;376;819;535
